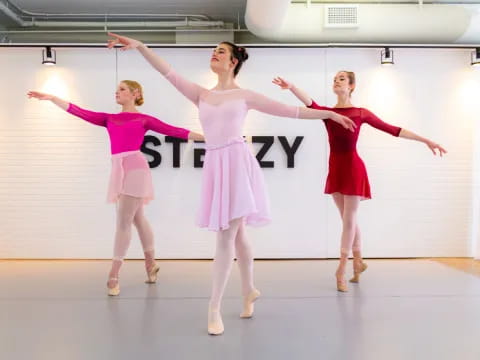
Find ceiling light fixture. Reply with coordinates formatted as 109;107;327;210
381;47;394;66
42;46;56;66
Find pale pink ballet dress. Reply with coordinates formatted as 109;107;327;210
164;68;300;231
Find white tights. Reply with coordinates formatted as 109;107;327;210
209;217;255;310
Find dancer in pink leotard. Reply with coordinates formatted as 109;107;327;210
28;80;203;296
107;33;356;335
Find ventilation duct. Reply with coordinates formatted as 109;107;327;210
245;1;480;44
0;1;224;29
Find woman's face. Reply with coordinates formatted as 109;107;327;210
333;72;354;96
115;82;137;105
210;43;237;75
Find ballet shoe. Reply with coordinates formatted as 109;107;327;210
240;289;261;318
107;278;120;296
207;308;224;335
336;275;348;292
350;262;368;283
145;264;160;284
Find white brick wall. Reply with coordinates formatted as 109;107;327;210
0;47;476;259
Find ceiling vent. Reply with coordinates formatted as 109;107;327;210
324;4;359;28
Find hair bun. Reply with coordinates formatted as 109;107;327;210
239;48;249;61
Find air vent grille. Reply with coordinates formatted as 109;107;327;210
324;5;358;28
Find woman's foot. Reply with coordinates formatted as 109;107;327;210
240;289;261;318
107;278;120;296
145;263;160;284
207;307;224;335
336;270;348;292
350;261;368;283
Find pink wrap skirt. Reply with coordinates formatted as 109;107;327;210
107;150;154;204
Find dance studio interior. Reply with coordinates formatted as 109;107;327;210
1;0;480;359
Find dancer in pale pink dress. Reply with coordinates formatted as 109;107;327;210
107;33;355;335
28;81;203;296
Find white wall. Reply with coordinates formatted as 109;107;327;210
0;46;478;259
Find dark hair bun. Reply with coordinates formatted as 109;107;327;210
238;47;249;61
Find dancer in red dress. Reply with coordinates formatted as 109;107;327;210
273;71;447;292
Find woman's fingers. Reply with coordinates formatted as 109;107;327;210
343;116;356;131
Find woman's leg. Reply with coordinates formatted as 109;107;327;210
350;221;367;283
234;220;254;296
208;217;243;334
234;220;260;318
132;204;156;273
332;194;364;281
108;195;143;290
350;199;362;266
332;194;361;291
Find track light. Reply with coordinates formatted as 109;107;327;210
381;47;394;66
471;48;480;67
42;46;56;66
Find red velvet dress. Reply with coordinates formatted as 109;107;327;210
309;100;401;200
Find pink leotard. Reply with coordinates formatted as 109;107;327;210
67;103;190;154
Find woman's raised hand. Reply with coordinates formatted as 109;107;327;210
27;91;54;101
107;32;143;51
272;76;293;90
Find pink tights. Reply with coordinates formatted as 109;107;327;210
332;193;362;276
108;195;156;282
209;217;255;310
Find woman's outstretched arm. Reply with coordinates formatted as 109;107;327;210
272;77;313;107
27;91;108;127
27;91;69;110
398;129;447;156
362;108;447;156
245;90;356;132
107;33;205;105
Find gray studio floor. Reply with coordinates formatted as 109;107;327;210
1;259;480;360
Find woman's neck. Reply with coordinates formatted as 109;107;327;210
121;104;138;113
335;94;353;108
214;72;239;90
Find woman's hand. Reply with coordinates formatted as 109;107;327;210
188;131;205;142
272;76;293;90
330;112;357;132
27;91;54;101
107;32;143;51
273;77;313;106
426;140;447;157
27;91;69;110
